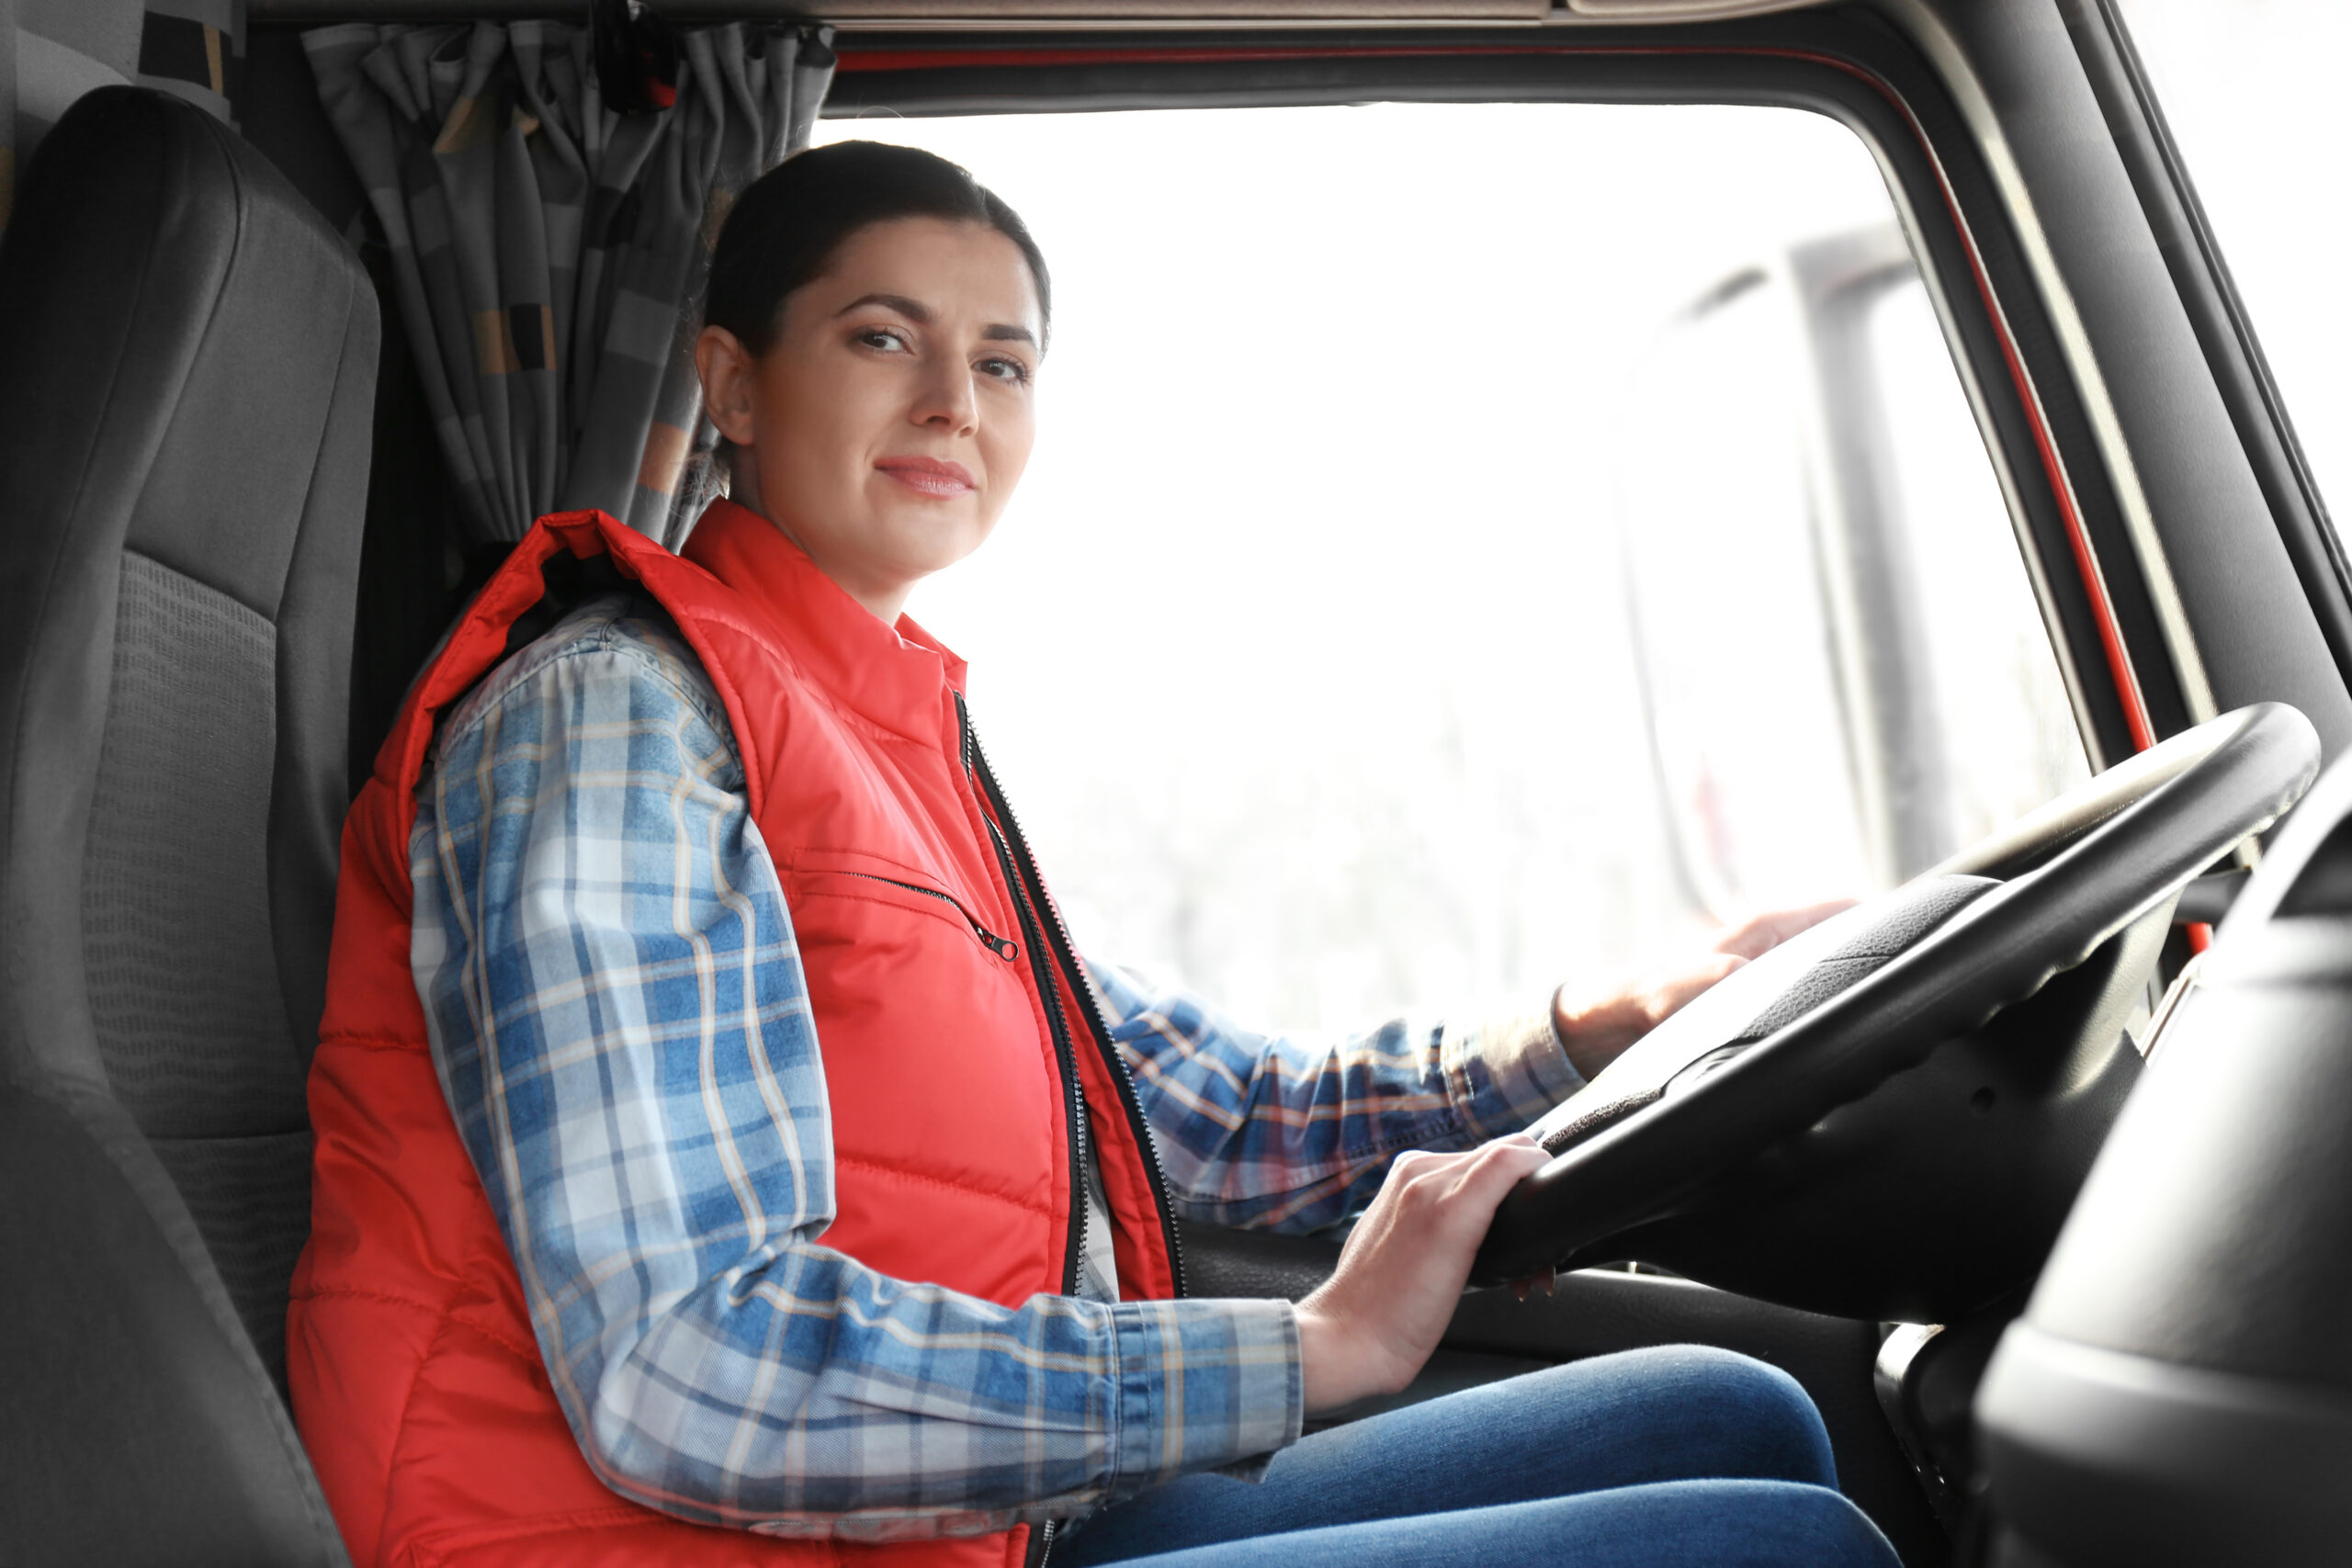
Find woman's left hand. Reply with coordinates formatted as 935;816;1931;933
1549;899;1855;1081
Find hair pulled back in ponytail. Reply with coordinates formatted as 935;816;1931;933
705;139;1052;356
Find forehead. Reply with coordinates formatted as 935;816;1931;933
808;217;1043;330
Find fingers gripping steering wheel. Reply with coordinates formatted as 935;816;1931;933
1473;705;2321;1317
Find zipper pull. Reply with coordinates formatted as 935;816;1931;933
976;928;1019;963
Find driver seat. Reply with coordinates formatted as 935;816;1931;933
0;87;374;1563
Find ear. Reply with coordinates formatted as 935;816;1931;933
695;325;760;446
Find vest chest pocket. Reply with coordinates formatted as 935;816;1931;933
831;869;1018;961
787;861;1023;958
782;863;1040;1050
784;862;1067;1241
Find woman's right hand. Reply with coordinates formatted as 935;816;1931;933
1293;1135;1551;1415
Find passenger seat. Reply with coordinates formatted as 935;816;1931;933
0;86;374;1565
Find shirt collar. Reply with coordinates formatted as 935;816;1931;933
681;496;970;739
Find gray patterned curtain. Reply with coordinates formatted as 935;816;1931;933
302;21;832;547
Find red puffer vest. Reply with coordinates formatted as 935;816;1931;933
288;501;1181;1568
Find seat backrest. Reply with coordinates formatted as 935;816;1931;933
0;86;375;1565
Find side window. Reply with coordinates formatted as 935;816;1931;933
819;104;2087;1026
2111;1;2352;518
1619;226;2088;920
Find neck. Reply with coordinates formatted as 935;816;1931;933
725;455;910;625
817;557;910;626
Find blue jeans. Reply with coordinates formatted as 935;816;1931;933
1057;1345;1904;1568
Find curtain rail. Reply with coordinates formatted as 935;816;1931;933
250;2;1561;22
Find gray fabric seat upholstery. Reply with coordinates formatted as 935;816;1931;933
0;86;374;1565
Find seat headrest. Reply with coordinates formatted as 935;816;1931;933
0;85;378;621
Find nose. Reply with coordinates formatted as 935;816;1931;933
911;357;978;437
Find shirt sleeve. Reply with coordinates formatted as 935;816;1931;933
1089;962;1586;1235
410;604;1300;1542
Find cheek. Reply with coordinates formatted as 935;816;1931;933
761;356;883;483
982;402;1038;499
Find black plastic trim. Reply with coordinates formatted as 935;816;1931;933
1182;1220;1948;1567
1915;0;2352;764
1982;1323;2352;1567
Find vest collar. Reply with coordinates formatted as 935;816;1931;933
682;497;969;741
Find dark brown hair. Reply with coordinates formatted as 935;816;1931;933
706;139;1051;355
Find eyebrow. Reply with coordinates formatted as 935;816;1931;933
837;291;1036;347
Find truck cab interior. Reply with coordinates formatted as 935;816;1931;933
4;3;2349;1565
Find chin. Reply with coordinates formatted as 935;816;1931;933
875;510;993;579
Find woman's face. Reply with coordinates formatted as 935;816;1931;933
697;216;1044;623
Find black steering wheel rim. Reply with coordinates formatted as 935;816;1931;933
1475;702;2322;1286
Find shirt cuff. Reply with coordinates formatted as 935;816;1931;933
1439;998;1589;1142
1103;1296;1303;1501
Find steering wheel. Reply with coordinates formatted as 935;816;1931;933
1473;704;2321;1319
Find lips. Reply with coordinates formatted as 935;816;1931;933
874;456;977;498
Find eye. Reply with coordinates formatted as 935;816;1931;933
978;355;1032;386
855;326;911;354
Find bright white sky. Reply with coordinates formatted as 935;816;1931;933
808;101;2073;1032
2115;0;2352;514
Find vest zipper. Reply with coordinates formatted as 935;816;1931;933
943;701;1091;1302
838;871;1019;961
977;805;1091;1299
956;694;1190;1303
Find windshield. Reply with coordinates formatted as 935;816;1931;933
2112;0;2352;519
814;103;2084;1031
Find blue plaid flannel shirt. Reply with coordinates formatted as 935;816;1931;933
410;594;1585;1540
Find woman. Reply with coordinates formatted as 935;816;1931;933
288;141;1898;1568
